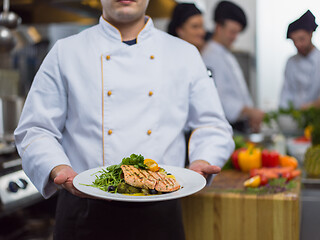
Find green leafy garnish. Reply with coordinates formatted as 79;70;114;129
83;153;147;193
121;154;147;169
91;168;124;192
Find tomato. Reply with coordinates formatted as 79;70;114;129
249;170;268;185
259;174;268;186
281;171;293;181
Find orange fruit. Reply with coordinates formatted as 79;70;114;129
279;155;298;169
144;159;160;172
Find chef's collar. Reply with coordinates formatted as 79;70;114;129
211;39;229;53
99;15;154;43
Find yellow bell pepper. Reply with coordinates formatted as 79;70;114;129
238;144;262;172
304;125;313;140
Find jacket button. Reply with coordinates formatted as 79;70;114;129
147;130;152;135
106;55;111;60
107;90;112;96
150;55;154;60
108;129;113;135
149;91;153;96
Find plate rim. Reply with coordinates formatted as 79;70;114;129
73;165;206;202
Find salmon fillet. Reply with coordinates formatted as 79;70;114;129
121;165;180;192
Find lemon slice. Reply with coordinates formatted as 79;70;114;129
244;175;261;188
144;159;160;172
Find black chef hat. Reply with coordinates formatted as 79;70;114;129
167;3;202;37
287;10;318;38
214;1;247;30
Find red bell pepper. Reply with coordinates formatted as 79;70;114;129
231;148;246;170
261;149;280;167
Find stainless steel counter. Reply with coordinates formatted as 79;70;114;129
300;179;320;240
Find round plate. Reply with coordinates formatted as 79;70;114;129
73;165;206;202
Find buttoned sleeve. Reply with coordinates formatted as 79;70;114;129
14;41;71;199
187;48;235;169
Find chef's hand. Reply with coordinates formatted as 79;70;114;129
189;160;221;179
301;98;320;109
50;165;89;198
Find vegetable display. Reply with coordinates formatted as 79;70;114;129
226;135;301;192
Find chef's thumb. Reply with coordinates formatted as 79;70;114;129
54;171;68;185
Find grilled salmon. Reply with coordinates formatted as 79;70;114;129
121;165;180;192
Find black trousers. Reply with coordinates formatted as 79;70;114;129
54;190;185;240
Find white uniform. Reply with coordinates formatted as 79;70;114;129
14;17;234;199
202;40;253;123
280;47;320;109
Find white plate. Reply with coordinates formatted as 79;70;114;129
73;165;206;202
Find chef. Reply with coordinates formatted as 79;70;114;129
14;0;234;239
280;10;320;109
167;3;205;51
202;1;264;133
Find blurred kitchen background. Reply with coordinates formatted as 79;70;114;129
0;0;320;239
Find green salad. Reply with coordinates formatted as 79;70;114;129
84;154;150;194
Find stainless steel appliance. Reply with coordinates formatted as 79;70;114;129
1;95;24;142
0;147;42;217
0;93;42;216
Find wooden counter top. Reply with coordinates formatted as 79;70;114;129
181;170;300;240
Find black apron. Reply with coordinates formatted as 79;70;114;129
54;189;185;240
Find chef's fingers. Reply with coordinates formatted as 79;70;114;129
189;161;221;178
201;165;221;175
61;178;92;198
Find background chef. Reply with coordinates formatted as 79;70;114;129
280;10;320;110
202;1;264;133
14;0;234;239
167;3;205;51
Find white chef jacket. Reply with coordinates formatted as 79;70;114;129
280;47;320;109
14;17;234;199
201;40;253;123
